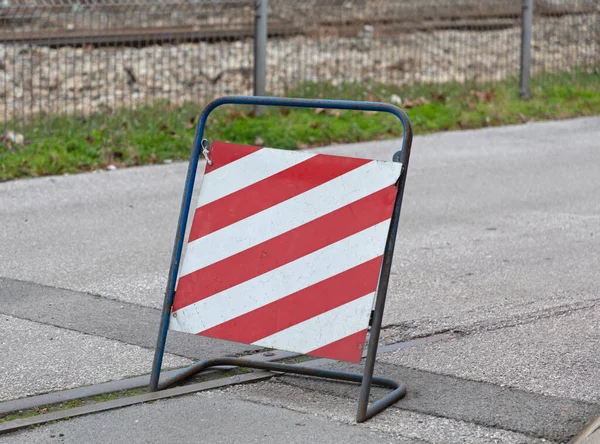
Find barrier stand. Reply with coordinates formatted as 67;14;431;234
149;96;413;422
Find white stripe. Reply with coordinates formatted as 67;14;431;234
169;221;389;334
197;148;315;207
180;160;401;278
252;294;374;353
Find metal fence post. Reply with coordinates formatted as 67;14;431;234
253;0;268;115
519;0;534;99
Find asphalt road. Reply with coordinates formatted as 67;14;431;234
1;117;599;443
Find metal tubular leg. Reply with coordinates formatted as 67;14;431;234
157;357;406;422
356;166;409;421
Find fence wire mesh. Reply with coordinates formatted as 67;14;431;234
0;0;598;130
532;1;599;76
0;0;256;125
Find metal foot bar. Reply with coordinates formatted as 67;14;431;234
157;357;406;423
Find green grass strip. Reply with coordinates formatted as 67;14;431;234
1;68;598;181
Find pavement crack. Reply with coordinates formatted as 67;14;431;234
381;297;600;345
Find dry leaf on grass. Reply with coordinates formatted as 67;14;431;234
402;96;430;108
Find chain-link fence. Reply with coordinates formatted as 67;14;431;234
0;0;258;125
267;0;598;92
532;1;599;75
1;0;598;129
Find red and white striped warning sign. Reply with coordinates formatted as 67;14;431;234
169;141;401;363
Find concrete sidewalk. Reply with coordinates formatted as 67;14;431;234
1;117;599;443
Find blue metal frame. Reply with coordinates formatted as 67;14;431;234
149;96;413;422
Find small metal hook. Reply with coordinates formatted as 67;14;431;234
201;139;212;166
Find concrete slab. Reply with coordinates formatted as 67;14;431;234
0;277;258;360
222;381;551;444
582;429;600;444
0;392;404;444
0;315;190;401
237;359;600;442
380;305;600;404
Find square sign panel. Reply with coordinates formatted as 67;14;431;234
169;141;402;363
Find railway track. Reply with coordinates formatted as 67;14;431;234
0;3;596;47
0;23;301;47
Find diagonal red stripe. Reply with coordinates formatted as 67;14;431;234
189;154;370;241
307;329;368;363
172;186;396;312
204;141;262;173
199;258;382;345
